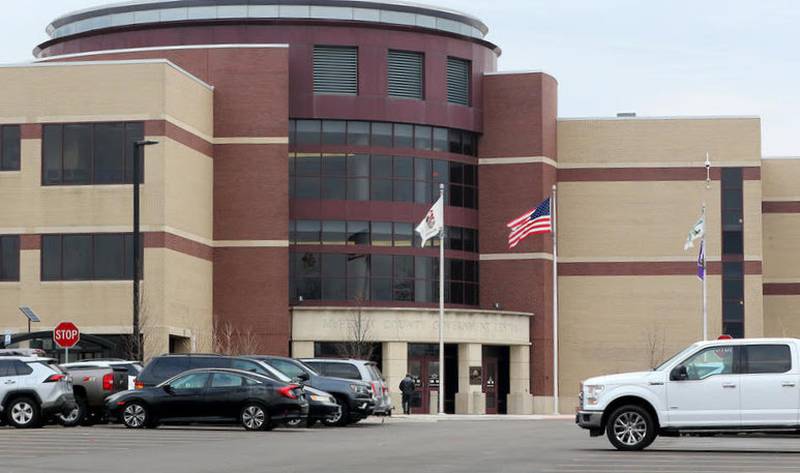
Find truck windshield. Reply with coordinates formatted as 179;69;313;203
654;343;701;371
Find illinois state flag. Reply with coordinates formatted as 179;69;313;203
416;196;444;247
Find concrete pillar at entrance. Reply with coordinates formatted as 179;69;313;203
507;345;534;414
383;342;407;411
455;343;485;415
291;341;315;358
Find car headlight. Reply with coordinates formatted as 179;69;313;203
309;394;333;403
585;385;605;406
350;384;370;395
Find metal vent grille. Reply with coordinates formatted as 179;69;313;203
314;46;358;95
447;57;471;106
387;50;424;100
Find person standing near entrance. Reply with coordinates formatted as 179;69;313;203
399;373;416;415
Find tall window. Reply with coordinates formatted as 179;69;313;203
313;46;358;95
446;57;471;106
291;252;479;305
0;125;21;171
42;122;144;186
721;167;744;338
41;234;142;281
0;235;20;281
387;50;424;100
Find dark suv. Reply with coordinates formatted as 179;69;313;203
135;354;274;389
248;355;375;426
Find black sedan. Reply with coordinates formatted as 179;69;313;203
105;368;309;431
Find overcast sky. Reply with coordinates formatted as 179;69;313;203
2;0;797;156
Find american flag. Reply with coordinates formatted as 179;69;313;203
507;197;552;248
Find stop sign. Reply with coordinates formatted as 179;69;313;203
53;322;80;349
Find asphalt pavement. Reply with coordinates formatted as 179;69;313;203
2;418;800;473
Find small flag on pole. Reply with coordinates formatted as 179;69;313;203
683;214;705;250
696;240;705;280
415;196;444;247
507;197;552;248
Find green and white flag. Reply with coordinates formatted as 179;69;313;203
684;214;705;250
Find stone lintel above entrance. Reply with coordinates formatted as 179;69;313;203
291;307;532;346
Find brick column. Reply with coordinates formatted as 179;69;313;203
479;72;558;413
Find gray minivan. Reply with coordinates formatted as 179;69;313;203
302;359;392;416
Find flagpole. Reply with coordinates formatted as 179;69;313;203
702;204;707;341
552;184;559;415
438;183;445;415
703;153;710;340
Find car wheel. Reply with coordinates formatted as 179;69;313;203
7;398;40;429
284;417;304;428
241;404;272;431
58;397;87;428
323;401;350;427
606;405;657;451
121;402;148;429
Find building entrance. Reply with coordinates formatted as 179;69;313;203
407;343;457;414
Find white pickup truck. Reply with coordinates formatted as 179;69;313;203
577;338;800;450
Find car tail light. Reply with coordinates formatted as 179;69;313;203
371;382;379;398
134;379;144;390
43;374;66;383
383;385;388;394
102;373;114;391
278;384;300;400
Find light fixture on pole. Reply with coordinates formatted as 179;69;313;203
133;140;158;362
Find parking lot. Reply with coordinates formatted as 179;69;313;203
3;418;800;473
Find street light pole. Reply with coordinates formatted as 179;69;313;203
133;140;158;362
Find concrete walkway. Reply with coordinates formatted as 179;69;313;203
363;414;574;423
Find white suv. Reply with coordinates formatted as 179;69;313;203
0;355;76;428
577;338;800;450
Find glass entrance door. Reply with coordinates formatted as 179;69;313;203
408;344;440;414
483;356;499;414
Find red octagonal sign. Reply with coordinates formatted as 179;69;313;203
53;322;80;349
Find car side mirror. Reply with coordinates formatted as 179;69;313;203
163;384;175;394
296;372;310;382
670;365;688;381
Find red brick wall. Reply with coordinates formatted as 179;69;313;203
479;72;558;397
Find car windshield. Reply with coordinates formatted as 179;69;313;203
654;343;701;371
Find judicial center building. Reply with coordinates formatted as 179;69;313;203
0;0;798;414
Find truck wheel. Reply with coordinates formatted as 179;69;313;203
58;397;87;427
7;398;41;429
606;405;656;451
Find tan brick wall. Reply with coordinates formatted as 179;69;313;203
558;275;722;407
764;296;800;337
0;248;212;360
763;214;800;281
558;117;761;166
762;158;800;201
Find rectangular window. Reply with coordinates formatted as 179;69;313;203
742;345;791;374
347;121;370;146
42;122;144;186
0;235;20;281
446;57;471;106
387;50;424;100
0;125;21;171
720;167;745;337
41;234;142;281
313;46;358;95
322;120;346;145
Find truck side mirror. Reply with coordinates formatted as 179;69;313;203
670;365;688;381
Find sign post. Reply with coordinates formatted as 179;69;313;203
53;322;80;363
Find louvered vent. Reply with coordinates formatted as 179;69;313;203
447;57;471;106
314;46;358;95
387;50;424;100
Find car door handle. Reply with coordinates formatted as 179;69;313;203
782;382;796;387
722;383;737;388
4;380;14;385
